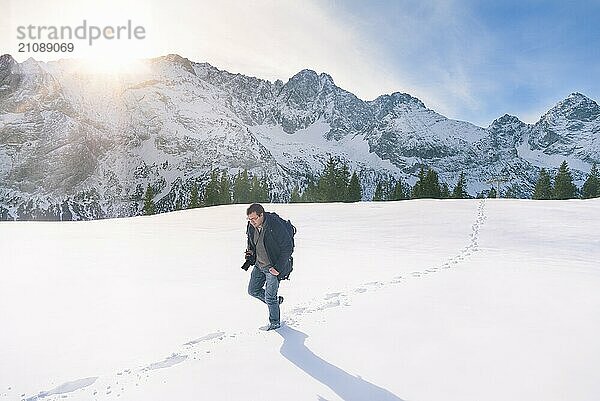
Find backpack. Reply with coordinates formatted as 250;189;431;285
283;219;297;252
280;217;296;280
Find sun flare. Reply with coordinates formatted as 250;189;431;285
78;54;147;75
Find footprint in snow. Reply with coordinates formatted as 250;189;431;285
318;299;340;310
25;377;98;401
290;306;307;315
144;354;188;371
184;331;226;347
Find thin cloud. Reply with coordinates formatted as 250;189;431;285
3;0;598;128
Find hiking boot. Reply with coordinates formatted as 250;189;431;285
259;322;281;331
268;322;281;330
278;296;284;305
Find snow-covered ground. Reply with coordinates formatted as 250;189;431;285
1;199;599;401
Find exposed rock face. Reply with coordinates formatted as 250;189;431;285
1;54;598;220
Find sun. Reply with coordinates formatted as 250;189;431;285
83;56;145;75
78;53;148;75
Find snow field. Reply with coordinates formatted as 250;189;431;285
1;199;599;401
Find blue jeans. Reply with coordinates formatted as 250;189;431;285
248;265;280;324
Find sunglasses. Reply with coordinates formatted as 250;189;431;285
247;214;262;222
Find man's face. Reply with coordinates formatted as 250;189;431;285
247;212;264;228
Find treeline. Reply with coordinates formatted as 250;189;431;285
141;158;600;215
142;169;271;215
141;157;474;215
291;157;362;202
292;158;470;202
532;161;599;200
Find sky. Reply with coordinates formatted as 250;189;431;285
1;0;599;127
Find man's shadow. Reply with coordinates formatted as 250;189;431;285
276;325;405;401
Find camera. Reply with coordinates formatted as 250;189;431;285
241;250;255;271
241;259;252;271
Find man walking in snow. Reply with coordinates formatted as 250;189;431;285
243;203;293;331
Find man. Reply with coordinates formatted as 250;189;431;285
243;203;293;331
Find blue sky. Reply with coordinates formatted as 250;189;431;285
3;0;599;127
322;0;600;125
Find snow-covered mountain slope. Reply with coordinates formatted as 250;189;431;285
1;54;599;220
520;93;600;174
1;199;599;400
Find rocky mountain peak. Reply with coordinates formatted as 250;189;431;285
486;114;528;149
544;92;600;122
0;54;18;84
18;57;45;75
290;68;318;80
151;53;196;75
488;114;526;130
0;54;16;71
370;92;426;119
390;92;425;107
286;69;336;92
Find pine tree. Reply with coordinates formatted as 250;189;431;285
259;175;271;202
423;168;442;198
582;163;600;199
316;157;334;201
315;157;350;202
532;169;553;200
189;183;200;208
412;167;427;199
247;176;255;202
553;161;578;200
233;169;252;204
290;185;301;203
440;183;450;199
219;170;232;205
383;179;394;200
389;178;407;201
204;169;221;206
373;181;385;201
249;174;270;203
452;172;468;199
301;179;318;202
346;172;362;202
504;184;520;199
249;175;260;203
336;161;351;201
142;185;156;215
487;186;497;199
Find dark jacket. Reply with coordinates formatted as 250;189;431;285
246;212;293;280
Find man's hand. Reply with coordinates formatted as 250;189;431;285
269;267;279;276
241;249;254;271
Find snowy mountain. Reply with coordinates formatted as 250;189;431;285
1;54;599;220
524;93;600;169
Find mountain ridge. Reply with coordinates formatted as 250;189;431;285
1;53;598;220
